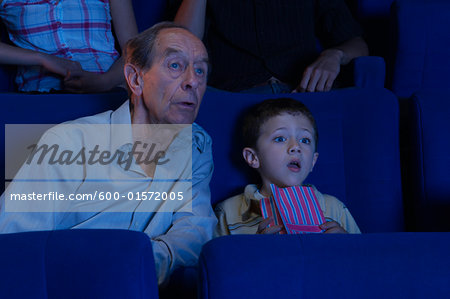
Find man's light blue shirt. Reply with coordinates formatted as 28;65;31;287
0;100;217;285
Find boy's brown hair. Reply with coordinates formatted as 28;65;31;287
242;98;318;150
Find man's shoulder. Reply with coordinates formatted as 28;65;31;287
192;122;212;154
38;109;116;147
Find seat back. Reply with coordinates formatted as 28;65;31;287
407;90;450;231
0;229;158;299
199;233;450;299
196;88;404;232
132;0;168;32
390;0;450;98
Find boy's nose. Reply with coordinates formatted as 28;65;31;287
288;142;301;153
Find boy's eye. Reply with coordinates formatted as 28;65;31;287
274;136;286;142
300;137;311;144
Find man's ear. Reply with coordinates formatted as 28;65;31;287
242;147;260;169
124;63;143;96
310;152;319;172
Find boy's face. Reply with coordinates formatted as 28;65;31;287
243;112;319;196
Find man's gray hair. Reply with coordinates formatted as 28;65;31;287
124;21;188;71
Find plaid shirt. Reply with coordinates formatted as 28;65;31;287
0;0;119;92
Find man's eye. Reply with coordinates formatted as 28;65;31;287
300;137;311;144
195;68;205;75
170;62;180;70
274;136;286;142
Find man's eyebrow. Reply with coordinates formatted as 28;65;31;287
163;47;209;64
163;47;183;57
197;57;209;64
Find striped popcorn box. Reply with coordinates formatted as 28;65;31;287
269;184;326;234
260;196;287;234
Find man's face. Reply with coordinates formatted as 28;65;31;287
247;113;319;196
138;28;208;124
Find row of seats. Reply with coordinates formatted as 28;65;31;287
1;229;448;298
1;86;448;232
348;0;450;99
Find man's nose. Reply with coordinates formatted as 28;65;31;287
182;66;200;90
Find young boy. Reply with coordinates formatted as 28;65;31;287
215;98;360;235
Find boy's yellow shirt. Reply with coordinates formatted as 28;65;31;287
214;184;361;236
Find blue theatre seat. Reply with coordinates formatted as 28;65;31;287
0;229;158;299
197;87;404;233
390;0;450;98
355;0;394;18
199;234;450;299
132;0;168;33
345;1;394;60
406;90;450;231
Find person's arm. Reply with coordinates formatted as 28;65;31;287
0;42;82;77
150;127;217;285
63;0;138;93
294;36;368;92
174;0;207;39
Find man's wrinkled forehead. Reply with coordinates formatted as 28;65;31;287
154;28;208;61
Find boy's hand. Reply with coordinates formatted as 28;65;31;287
319;221;348;234
257;217;283;234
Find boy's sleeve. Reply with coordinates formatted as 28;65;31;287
214;203;231;237
320;192;361;234
339;205;361;234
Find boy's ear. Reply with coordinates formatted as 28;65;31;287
242;147;260;169
124;63;144;96
310;152;319;172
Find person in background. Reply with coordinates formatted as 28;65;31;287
173;0;368;93
0;0;137;93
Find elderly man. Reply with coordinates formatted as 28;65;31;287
0;22;216;285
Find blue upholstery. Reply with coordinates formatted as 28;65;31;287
407;90;450;231
390;0;450;98
197;88;404;233
344;1;394;62
0;229;158;299
199;234;450;299
132;0;168;32
353;56;385;88
356;0;394;18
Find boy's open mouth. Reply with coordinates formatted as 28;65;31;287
287;160;301;172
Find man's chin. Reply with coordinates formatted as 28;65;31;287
167;114;196;124
167;109;198;124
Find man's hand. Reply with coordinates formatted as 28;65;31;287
294;49;343;93
319;220;348;234
257;217;283;234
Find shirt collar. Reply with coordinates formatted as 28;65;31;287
110;100;133;152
